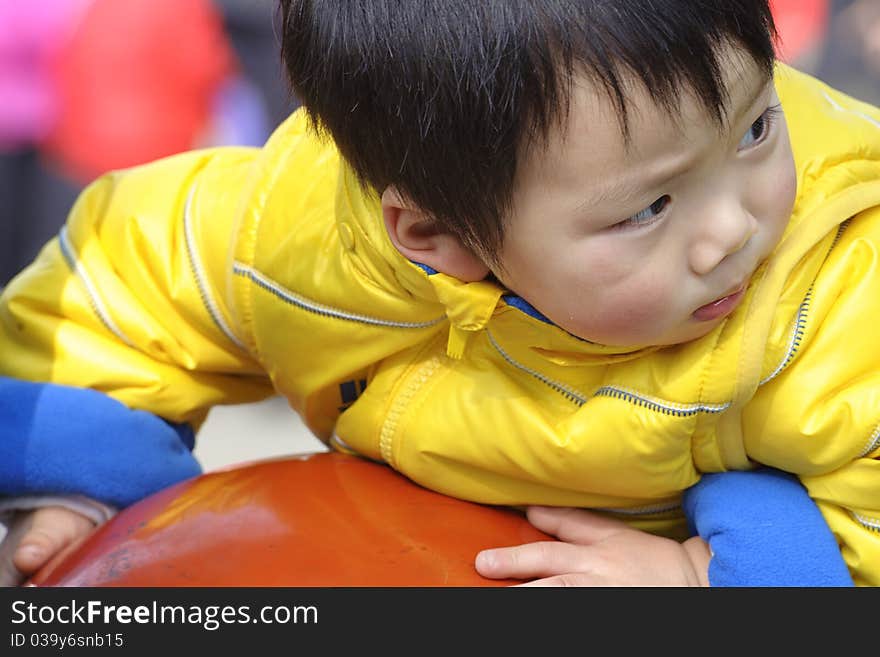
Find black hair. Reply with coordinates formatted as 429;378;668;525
279;0;777;266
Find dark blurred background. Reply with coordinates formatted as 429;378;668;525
0;0;296;285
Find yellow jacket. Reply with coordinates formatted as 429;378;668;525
2;65;880;584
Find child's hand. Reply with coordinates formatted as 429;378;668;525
0;507;95;586
475;505;710;587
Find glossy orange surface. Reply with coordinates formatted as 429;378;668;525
30;453;552;587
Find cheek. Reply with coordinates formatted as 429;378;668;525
769;153;797;212
760;167;797;247
765;130;798;228
778;161;798;220
572;267;680;341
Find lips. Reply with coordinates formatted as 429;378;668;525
692;285;746;322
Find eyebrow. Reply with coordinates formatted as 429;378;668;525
574;73;773;215
729;72;773;130
574;148;696;215
577;175;649;210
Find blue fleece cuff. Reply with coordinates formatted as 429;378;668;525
683;468;853;587
0;378;201;507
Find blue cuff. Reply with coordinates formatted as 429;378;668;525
0;378;201;507
683;468;853;587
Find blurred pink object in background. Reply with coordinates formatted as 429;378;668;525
0;0;91;148
770;0;831;64
42;0;235;184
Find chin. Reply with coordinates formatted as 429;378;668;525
663;322;720;346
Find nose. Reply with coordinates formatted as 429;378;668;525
689;205;758;276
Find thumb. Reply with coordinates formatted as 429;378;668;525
13;507;95;576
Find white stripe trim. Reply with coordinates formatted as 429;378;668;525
58;226;134;347
182;182;245;349
232;262;446;329
329;433;356;452
822;90;880;129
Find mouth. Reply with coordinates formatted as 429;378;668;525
692;285;746;322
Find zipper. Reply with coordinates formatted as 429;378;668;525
860;423;880;458
487;330;588;406
379;354;444;468
487;330;728;416
759;287;812;385
232;259;449;469
232;262;446;329
593;500;681;516
232;261;448;467
853;512;880;533
760;220;850;386
593;386;729;417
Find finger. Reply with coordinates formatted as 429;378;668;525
0;515;32;587
514;574;603;587
13;507;94;576
476;540;593;580
525;505;630;545
682;536;711;587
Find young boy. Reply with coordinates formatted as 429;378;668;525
1;0;876;585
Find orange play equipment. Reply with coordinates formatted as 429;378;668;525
29;453;552;586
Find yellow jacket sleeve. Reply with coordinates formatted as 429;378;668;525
801;459;880;587
0;148;275;427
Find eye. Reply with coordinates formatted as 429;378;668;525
738;105;780;151
614;195;670;230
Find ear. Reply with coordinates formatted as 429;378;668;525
381;187;490;282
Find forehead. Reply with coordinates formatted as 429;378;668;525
517;48;767;191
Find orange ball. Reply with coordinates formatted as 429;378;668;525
30;453;551;586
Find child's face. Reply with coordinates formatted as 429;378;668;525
493;51;797;347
